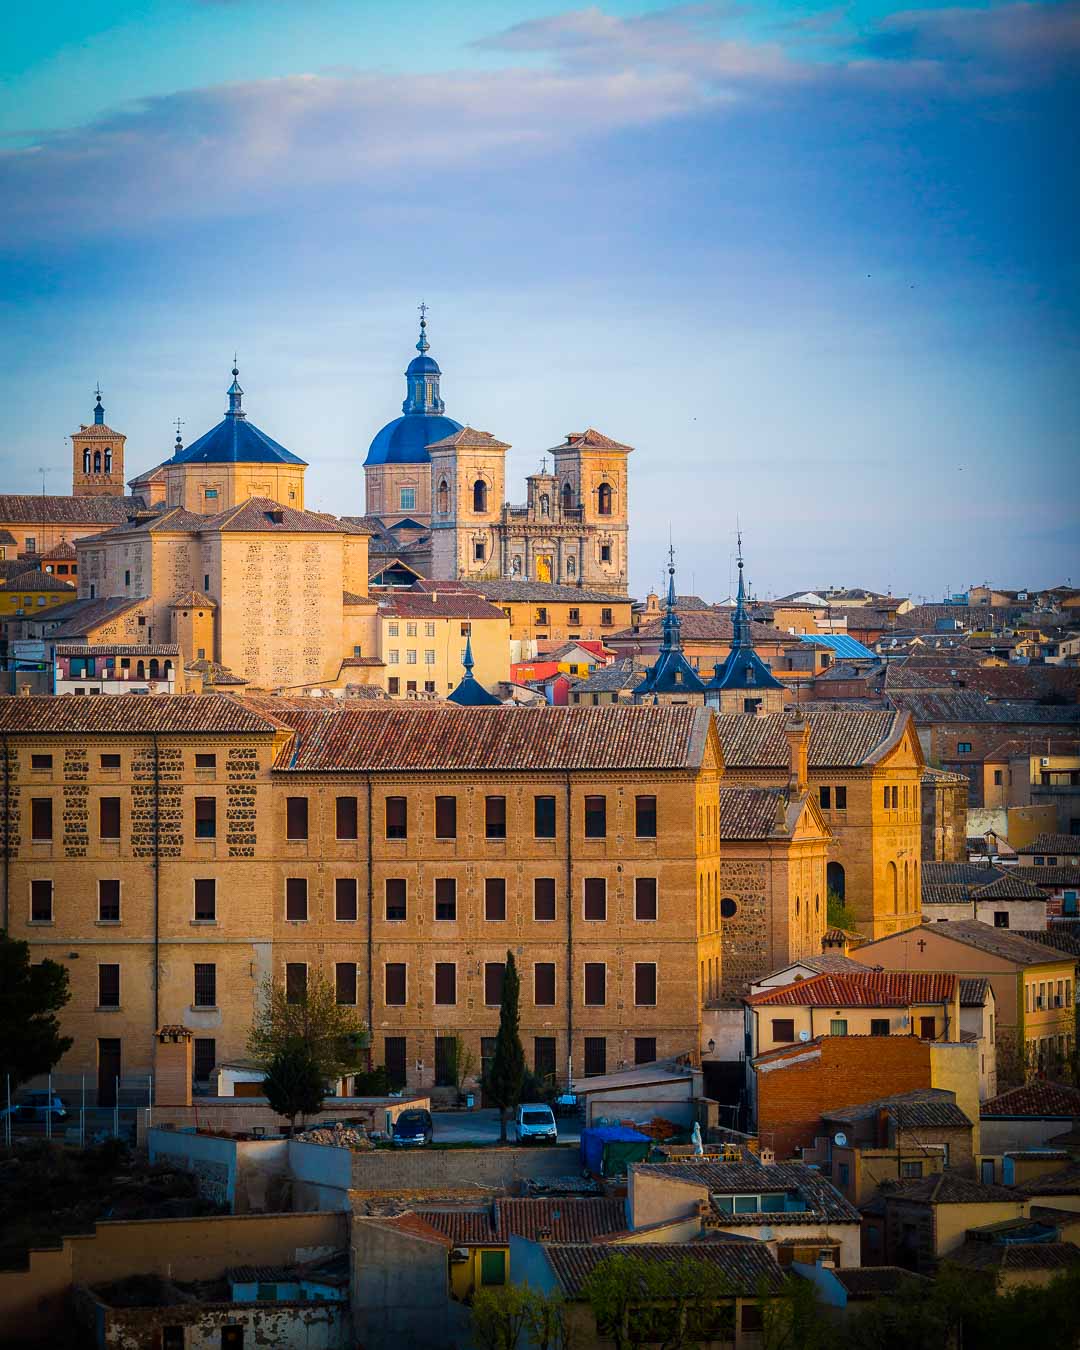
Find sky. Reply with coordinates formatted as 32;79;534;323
1;1;1078;603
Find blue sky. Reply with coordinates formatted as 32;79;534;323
2;1;1077;601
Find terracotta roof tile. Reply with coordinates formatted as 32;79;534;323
547;428;634;454
888;690;1080;726
747;969;956;1008
960;977;991;1006
719;786;789;840
426;427;511;451
0;569;77;592
982;1082;1080;1118
714;709;908;769
494;1198;627;1242
900;919;1070;966
473;580;630;605
634;1159;860;1223
545;1242;784;1298
0;693;275;735
169;590;217;608
1016;834;1080;857
379;592;507;620
54;643;180;657
0;494;146;525
1012;1161;1080;1197
411;1210;493;1244
1016;926;1080;959
884;1173;1018;1204
46;596;147;640
831;1266;930;1297
946;1240;1080;1272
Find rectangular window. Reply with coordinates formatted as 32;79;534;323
584;1037;606;1076
385;1036;407;1089
584;795;606;838
193;963;217;1008
31;798;53;841
425;622;436;638
285;963;307;1004
99;879;121;923
336;796;358;840
835;786;847;810
584;963;606;1006
994;911;1010;928
819;786;831;810
435;877;457;921
634;963;657;1006
100;753;121;770
99;796;121;839
193;1039;216;1082
584;877;607;921
385;963;407;1006
772;1019;795;1043
485;877;507;922
286;797;309;840
901;1162;924;1179
485;795;507;839
435;795;457;839
635;794;657;839
634;1037;656;1066
30;879;52;922
388;622;399;637
958;742;972;754
424;649;435;665
336;963;357;1005
534;1037;556;1083
634;877;658;921
920;1016;936;1040
385;878;407;922
194;753;216;770
534;962;556;1006
194;796;216;839
335;877;358;921
406;649;417;664
870;1018;890;1037
830;1018;848;1036
534;877;556;921
98;964;120;1008
891;785;899;809
434;963;457;1006
406;622;417;638
31;754;52;771
484;962;505;1006
285;877;308;921
534;795;557;839
435;1036;456;1086
194;878;216;921
883;786;889;809
385;796;408;839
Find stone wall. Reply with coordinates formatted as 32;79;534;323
349;1144;577;1194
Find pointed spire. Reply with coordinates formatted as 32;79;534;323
226;356;245;420
732;529;750;648
417;300;430;354
462;632;475;676
174;416;185;454
662;544;681;650
93;385;105;426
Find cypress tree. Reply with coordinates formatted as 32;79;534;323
487;950;526;1142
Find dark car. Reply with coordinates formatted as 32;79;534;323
391;1108;433;1147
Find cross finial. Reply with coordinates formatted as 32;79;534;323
418;301;428;321
416;301;430;354
540;454;548;475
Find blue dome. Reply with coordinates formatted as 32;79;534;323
364;413;463;467
167;415;306;467
407;354;442;376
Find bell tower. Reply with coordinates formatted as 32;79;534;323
72;389;127;497
550;428;632;593
428;427;509;580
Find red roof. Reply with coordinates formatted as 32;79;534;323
982;1081;1080;1118
747;970;957;1008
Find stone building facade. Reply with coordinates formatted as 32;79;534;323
72;390;127;498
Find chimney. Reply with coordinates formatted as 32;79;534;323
154;1025;193;1108
758;1147;776;1167
784;708;809;795
431;592;438;603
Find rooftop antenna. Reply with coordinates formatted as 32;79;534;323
39;466;54;496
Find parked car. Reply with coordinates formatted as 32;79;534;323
391;1108;433;1147
509;1104;558;1144
0;1092;69;1122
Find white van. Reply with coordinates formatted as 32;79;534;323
509;1104;558;1144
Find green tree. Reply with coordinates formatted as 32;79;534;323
0;931;73;1091
448;1034;477;1098
522;1285;577;1350
580;1252;734;1350
247;969;368;1083
471;1284;531;1350
486;951;526;1142
826;888;860;933
261;1040;325;1133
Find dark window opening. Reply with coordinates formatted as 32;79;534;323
194;796;216;839
485;795;507;839
31;798;53;841
485;877;507;921
635;795;657;838
584;877;606;921
385;878;407;922
336;963;357;1005
435;877;457;921
285;877;308;921
534;795;557;839
385;964;406;1006
30;879;52;922
634;963;657;1006
435;795;457;840
584;1037;606;1076
534;963;556;1007
99;879;121;922
634;1037;656;1066
99;796;121;839
286;796;309;840
635;877;657;920
584;795;606;838
434;964;456;1006
584;963;606;1006
335;877;358;921
194;963;216;1008
336;796;358;840
285;963;307;1004
385;796;408;839
98;964;120;1008
485;962;505;1006
534;877;556;921
194;878;216;921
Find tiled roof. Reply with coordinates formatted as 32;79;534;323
54;643;180;657
746;970;956;1008
715;709;909;769
1016;834;1080;857
621;612;784;645
981;1082;1080;1118
379;592;507;620
919;666;1080;702
946;1241;1080;1272
169;590;216;608
0;569;77;592
884;1173;1019;1204
360;1213;452;1247
185;659;248;686
1016;866;1080;886
823;1090;971;1129
46;596;147;639
472;580;630;605
545;1242;784;1298
972;872;1048;900
43;541;78;559
270;704;713;773
1013;1161;1080;1197
573;659;647;694
633;1160;859;1223
411;1210;493;1244
797;953;869;973
960;977;991;1006
921;766;972;785
205;498;359;534
831;1267;930;1298
426;427;511;451
1016;926;1080;959
924;862;1008;886
719;786;790;840
0;693;275;734
0;494;146;524
495;1198;627;1242
888;690;1080;726
907;919;1070;966
547;428;634;454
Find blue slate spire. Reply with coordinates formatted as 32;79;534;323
732;531;751;648
93;386;105;425
365;308;462;466
403;303;445;416
226;359;245;420
447;631;501;706
704;531;784;702
635;546;705;700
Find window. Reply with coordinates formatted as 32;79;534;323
194;797;216;839
101;754;121;770
958;742;972;754
919;1016;936;1040
772;1019;795;1043
569;607;581;625
285;877;308;921
31;798;53;841
194;879;216;921
870;1018;890;1037
534;795;557;839
385;1036;407;1088
286;797;309;840
336;963;357;1005
534;877;556;921
830;1018;848;1036
634;877;658;921
635;794;657;838
474;541;486;561
819;786;831;810
385;878;407;922
434;1036;457;1087
584;877;606;921
584;963;606;1006
31;754;52;771
335;877;358;921
99;879;121;922
385;796;408;839
385;964;407;1006
883;786;889;810
435;877;457;921
598;482;612;515
835;786;847;810
193;1039;216;1082
480;1250;506;1287
473;479;487;512
634;1037;656;1066
424;649;435;665
435;795;457;839
485;795;507;839
838;1162;850;1187
600;549;611;567
194;753;215;770
536;607;548;626
194;964;217;1008
584;1037;606;1076
584;795;606;838
534;1037;556;1083
399;487;416;511
98;964;120;1008
99;797;121;840
485;877;506;921
434;963;456;1006
634;963;657;1006
285;963;307;1004
891;785;898;809
720;897;738;919
485;962;505;1006
406;623;417;639
30;880;52;922
901;1162;924;1179
336;796;358;840
528;961;558;1007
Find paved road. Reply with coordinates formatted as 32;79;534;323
431;1107;581;1146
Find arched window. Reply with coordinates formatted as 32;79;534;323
93;450;101;473
826;861;845;901
149;659;160;679
904;860;910;909
136;661;145;679
598;482;612;516
540;494;549;517
437;479;449;514
473;479;487;513
163;660;173;676
104;448;112;473
562;482;574;512
887;860;898;912
83;449;90;474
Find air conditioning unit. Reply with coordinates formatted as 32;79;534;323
1042;757;1051;767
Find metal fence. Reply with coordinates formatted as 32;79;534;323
2;1073;151;1148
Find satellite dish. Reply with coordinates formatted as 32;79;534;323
834;1132;848;1148
798;1030;811;1042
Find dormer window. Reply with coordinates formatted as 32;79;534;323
268;508;285;524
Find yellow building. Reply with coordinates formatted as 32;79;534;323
1;697;721;1099
469;580;633;650
377;590;509;698
0;569;77;619
715;709;925;939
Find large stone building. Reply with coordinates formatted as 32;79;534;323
1;697;721;1098
361;315;631;593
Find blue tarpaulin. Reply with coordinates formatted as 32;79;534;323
580;1125;652;1177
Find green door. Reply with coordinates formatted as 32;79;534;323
480;1250;507;1286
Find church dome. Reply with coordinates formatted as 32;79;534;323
406;354;441;377
168;365;306;467
364;310;462;467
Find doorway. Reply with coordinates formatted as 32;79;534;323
98;1038;121;1107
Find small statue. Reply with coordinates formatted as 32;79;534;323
691;1121;704;1155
